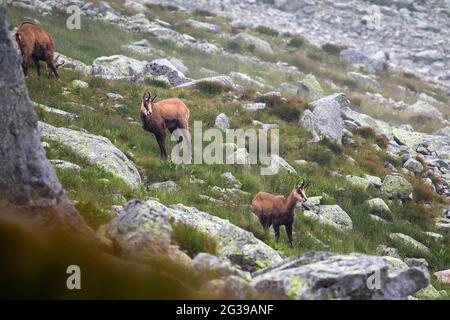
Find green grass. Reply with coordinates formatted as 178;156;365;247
172;223;218;257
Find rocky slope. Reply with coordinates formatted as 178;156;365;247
146;0;450;88
4;0;450;299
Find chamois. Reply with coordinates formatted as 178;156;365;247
140;93;191;161
251;180;309;247
15;22;64;79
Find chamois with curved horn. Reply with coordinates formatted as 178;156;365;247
140;92;191;161
251;180;309;247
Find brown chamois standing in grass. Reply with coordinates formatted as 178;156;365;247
15;22;64;79
140;93;191;162
251;180;309;247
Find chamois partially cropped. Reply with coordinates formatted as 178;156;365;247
251;180;309;247
140;93;191;161
15;22;64;79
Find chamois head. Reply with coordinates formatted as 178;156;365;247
141;92;157;117
294;180;308;202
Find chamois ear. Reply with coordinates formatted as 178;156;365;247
143;92;150;102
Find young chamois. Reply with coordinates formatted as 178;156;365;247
251;180;309;247
15;22;64;79
140;93;191;162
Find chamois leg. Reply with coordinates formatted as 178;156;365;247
21;56;29;78
258;215;269;230
274;224;280;243
285;223;294;248
33;57;41;77
155;132;168;160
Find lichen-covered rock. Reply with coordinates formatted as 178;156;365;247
192;253;251;281
33;102;79;121
100;200;191;265
202;275;256;299
221;172;242;189
381;174;413;200
148;180;181;193
55;53;92;75
262;155;297;175
366;198;392;219
91;55;149;82
297;74;324;100
168;203;283;271
346;175;374;190
403;158;424;174
377;245;401;259
71;80;89;89
183;19;221;33
103;199;283;272
251;252;428;300
230;32;273;55
389;233;430;254
50;159;81;172
147;58;191;86
407;100;443;121
303;205;353;231
300;93;349;144
175;75;237;90
38;122;142;189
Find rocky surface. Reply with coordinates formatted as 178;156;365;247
103;200;283;272
149;0;450;86
300;93;347;144
251;251;428;300
38;122;142;189
302;204;353;231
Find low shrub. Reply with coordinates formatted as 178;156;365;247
321;43;346;56
197;81;233;95
287;35;305;48
255;25;279;37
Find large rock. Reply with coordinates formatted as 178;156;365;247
38;122;142;189
251;251;428;300
91;55;149;82
175;75;237;90
183;19;221;33
169;202;282;271
381;174;413;200
434;270;450;284
389;233;430;254
100;200;191;265
403;158;423;174
302;205;353;231
55;53;92;76
230;32;274;55
300;93;349;144
406;100;443;121
147;58;191;86
0;6;85;229
106;200;282;271
339;49;384;73
262;155;297;175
